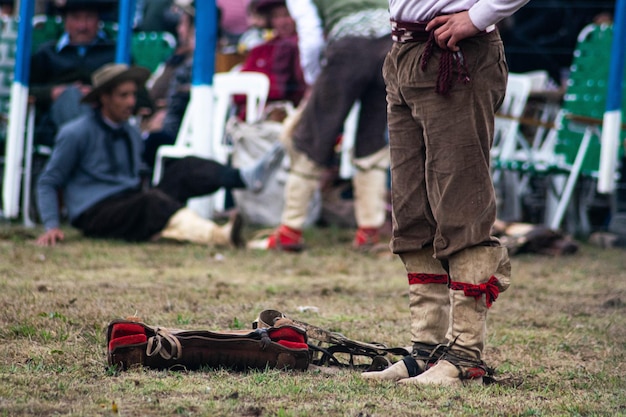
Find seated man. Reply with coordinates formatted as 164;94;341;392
35;63;281;247
29;0;148;147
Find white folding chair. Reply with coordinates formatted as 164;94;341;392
210;71;270;164
151;71;270;217
491;72;534;220
492;73;534;163
206;71;270;213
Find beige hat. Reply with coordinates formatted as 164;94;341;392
82;63;150;103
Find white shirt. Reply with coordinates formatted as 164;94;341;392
389;0;529;31
286;0;325;85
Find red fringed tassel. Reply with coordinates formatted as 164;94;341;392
420;32;471;96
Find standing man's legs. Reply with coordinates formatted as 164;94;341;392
351;41;392;248
249;37;391;251
364;31;512;384
364;40;449;380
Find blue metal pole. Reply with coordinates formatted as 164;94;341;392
2;0;35;219
185;0;218;218
192;0;217;86
116;0;136;64
14;0;34;84
606;0;626;112
598;0;626;193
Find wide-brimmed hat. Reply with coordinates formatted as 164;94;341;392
54;0;117;14
254;0;286;14
82;63;150;103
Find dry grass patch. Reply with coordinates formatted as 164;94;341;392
1;224;625;416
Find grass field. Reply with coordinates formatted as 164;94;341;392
1;224;625;416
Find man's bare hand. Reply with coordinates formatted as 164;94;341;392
75;82;92;96
51;85;68;101
36;228;65;246
426;12;480;51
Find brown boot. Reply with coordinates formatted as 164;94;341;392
361;249;449;381
219;210;246;248
399;246;510;386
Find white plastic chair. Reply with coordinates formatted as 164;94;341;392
491;73;534;162
152;71;270;184
491;72;534;221
210;71;270;164
151;71;270;217
525;70;550;92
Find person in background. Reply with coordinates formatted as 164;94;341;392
141;0;284;195
236;0;272;55
134;0;179;36
361;0;529;386
0;0;13;17
248;0;392;251
217;0;250;49
239;0;306;107
29;0;120;147
142;0;196;168
34;0;48;14
35;63;281;248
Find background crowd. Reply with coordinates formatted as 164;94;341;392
0;0;617;249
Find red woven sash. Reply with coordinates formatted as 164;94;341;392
408;273;448;285
449;276;500;308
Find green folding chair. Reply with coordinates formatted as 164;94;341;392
493;24;626;234
131;31;177;73
31;14;64;53
546;24;626;233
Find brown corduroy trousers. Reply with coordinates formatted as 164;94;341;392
384;30;508;260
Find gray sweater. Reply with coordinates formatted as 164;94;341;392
37;111;143;230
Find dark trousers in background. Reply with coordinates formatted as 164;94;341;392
73;157;245;241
